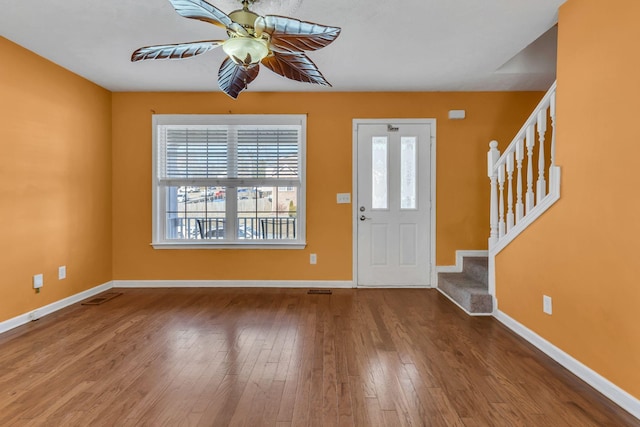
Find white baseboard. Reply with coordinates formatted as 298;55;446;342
113;280;354;289
357;285;432;289
495;310;640;420
0;281;114;335
436;250;488;274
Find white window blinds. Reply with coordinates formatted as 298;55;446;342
237;128;299;179
162;128;228;179
158;125;301;183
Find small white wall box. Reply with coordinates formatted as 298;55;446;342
448;110;466;120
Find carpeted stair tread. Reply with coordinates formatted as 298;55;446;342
438;273;488;292
437;256;492;314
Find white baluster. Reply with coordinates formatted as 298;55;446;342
549;91;557;185
488;141;500;247
536;109;547;203
525;125;535;214
515;138;524;222
498;163;506;239
506;151;514;232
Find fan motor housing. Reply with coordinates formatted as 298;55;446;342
229;9;260;33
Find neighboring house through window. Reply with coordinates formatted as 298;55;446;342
152;114;306;249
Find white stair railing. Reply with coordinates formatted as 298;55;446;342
488;81;560;254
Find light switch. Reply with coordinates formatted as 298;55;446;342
337;193;351;204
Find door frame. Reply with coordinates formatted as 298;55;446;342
352;118;437;288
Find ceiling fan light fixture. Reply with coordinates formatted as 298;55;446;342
222;37;269;65
132;0;340;98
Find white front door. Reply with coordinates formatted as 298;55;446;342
354;120;433;287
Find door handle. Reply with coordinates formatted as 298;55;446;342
359;215;371;221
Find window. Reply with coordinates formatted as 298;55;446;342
152;115;306;249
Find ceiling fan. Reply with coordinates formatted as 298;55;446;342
132;0;341;98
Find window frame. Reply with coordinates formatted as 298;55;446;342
151;114;307;249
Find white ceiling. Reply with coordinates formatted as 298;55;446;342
0;0;565;93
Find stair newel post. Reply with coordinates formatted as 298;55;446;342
525;125;535;214
488;141;500;247
536;108;547;202
549;90;557;185
506;151;514;232
498;163;506;238
515;138;524;223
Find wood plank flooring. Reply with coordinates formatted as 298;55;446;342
0;288;637;426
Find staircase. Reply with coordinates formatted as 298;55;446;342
439;82;560;316
438;256;493;315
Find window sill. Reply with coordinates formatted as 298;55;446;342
151;241;306;250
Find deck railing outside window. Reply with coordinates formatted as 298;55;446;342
168;217;297;240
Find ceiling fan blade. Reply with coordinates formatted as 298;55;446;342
261;52;331;86
131;40;223;61
168;0;233;29
218;57;260;99
257;16;341;53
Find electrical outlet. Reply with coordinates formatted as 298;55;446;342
310;253;317;264
543;295;553;315
58;266;66;280
33;274;43;289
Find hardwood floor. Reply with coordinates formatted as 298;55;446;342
0;288;637;426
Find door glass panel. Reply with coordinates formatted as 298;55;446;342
401;137;417;209
371;137;388;209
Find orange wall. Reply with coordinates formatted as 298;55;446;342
0;38;112;322
112;91;542;280
496;0;640;399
